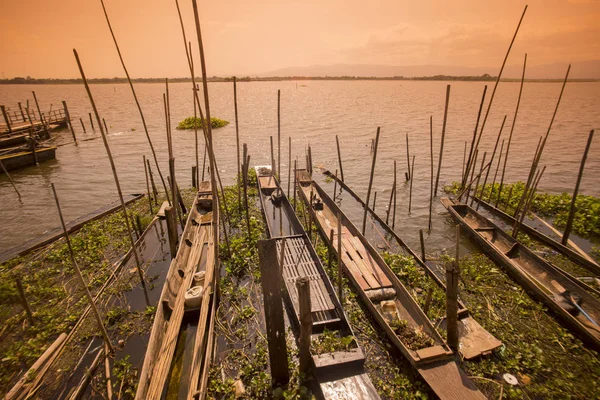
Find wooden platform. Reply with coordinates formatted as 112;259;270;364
0;146;56;171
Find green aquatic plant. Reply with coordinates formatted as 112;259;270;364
176;116;229;130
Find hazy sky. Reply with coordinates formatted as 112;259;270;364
0;0;598;78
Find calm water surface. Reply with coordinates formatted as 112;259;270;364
0;81;598;252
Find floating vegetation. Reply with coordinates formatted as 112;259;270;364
176;116;229;130
389;319;435;351
310;328;357;355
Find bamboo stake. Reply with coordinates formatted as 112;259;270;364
386;161;396;225
270;136;275;171
405;134;411;181
333;169;338;201
336;135;344;181
32;91;49;137
513;136;543;219
562;130;594;245
79;118;86;133
488;139;505;202
434;84;451;195
362;127;380;235
429;116;434;230
147;158;158;204
513;166;545;238
476;115;506;210
419;229;426;261
337;212;343;302
462;141;467;182
242;144;251;240
234;76;241;211
496;54;527;207
470;152;487;207
62;100;77;144
143;155;153;214
1;105;11;133
446;225;460;353
99;0;171;205
463;6;528;186
308;145;313;175
89;113;94;130
51;183;114;353
277;89;281;180
328;229;334;270
15;277;34;325
297;276;312;380
408;156;415;214
293;159;297;210
73;49;145;291
392;159;398;229
103;118;109;136
191;43;199;191
104;343;113;400
461;149;478;203
164;88;184;230
287;136;291;198
201;145;207;181
0;159;21;199
372;191;377;213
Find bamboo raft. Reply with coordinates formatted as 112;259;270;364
136;182;218;400
472;195;600;275
441;197;600;351
298;170;485;400
255;166;380;399
322;169;501;359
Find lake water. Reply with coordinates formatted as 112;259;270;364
0;80;598;252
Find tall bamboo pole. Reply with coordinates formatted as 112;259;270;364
32;91;49;137
476;115;506;210
0;160;21;199
336;135;344;181
143;155;153;214
405;134;411;181
470;152;487;207
434;85;451;195
488;139;505;202
277;89;281;180
386;161;396;225
362;128;380;235
234;76;241;210
408;156;416;214
99;0;170;205
287;136;292;198
429;116;434;230
562;130;594;245
496;54;527;206
73;49;145;290
51;183;114;353
392;159;398;229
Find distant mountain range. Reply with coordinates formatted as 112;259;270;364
260;60;600;80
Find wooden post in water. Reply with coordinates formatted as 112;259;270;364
146;158;158;204
1;106;12;133
89;113;94;130
32;91;49;137
18;102;26;121
143;156;153;214
293;159;297;210
192;166;197;188
257;239;290;386
372;191;377;213
277;89;281;180
562;130;594;245
73;49;145;289
51;183;114;353
392;160;398;229
470;152;487;207
429;116;434;230
233;77;241;212
79;118;86;133
0;160;21;199
297;276;312;380
270;136;275;171
446;225;460;353
336;135;345;181
61;101;77;144
386;162;396;225
514;166;545;239
434;85;451;196
287;136;292;198
408;156;415;214
242;143;251;240
308;145;313;175
489;139;505;202
333;169;338;201
477;115;506;209
165;205;178;258
462;149;478;203
405;134;411;181
419;229;426;262
337;213;343;303
362;127;380;235
496;54;527;207
15;277;34;325
28;129;38;165
462;141;467;182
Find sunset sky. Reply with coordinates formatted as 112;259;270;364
0;0;598;78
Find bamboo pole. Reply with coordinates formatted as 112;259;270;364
0;160;21;199
408;156;415;214
470;152;487;207
62;101;77;144
164;89;183;230
287;136;291;198
297;276;312;380
79;118;86;133
562;130;594;245
51;183;114;353
242;144;251;240
143;155;153;214
386;161;396;225
73;49;145;290
32;91;49;137
463;6;528;186
336;135;344;181
333;169;338;201
461;141;467;182
89;113;94;130
513;166;545;238
362;127;380;235
496;54;527;207
488;139;505;202
328;229;334;270
104;343;113;400
434;85;451;195
99;0;171;205
308;145;313;175
146;158;158;204
476;115;506;210
372;191;377;213
419;229;426;261
293;159;297;210
461;149;478;203
234;76;241;211
512;136;543;219
201;144;207;181
337;212;343;302
405;134;411;181
277;89;281;180
446;225;460;353
18;102;25;121
270;136;275;171
429;116;434;230
15;277;34;325
1;105;11;133
392;159;398;229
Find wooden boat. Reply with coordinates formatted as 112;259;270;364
471;195;600;275
0;145;56;171
136;181;218;400
255;166;380;400
322;169;501;359
298;170;485;400
441;197;600;351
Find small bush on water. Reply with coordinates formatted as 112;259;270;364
176;116;229;130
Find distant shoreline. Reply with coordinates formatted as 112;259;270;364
0;76;598;84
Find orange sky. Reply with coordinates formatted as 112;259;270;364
0;0;598;78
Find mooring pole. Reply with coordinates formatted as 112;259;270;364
147;158;158;204
337;213;343;303
429;116;434;230
362;127;380;235
562;130;594;245
336;135;344;181
79;118;86;133
408;156;415;214
0;160;21;199
477;115;507;209
32;91;49;138
61;101;77;144
89;113;95;130
277;89;281;180
405;134;411;181
287;136;292;198
434;85;451;196
446;225;460;353
297;276;312;380
419;229;426;262
1;106;12;133
233;76;241;212
333;169;338;201
489;139;505;202
257;239;290;386
143;155;153;214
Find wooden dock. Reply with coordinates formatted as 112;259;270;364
0;146;56;172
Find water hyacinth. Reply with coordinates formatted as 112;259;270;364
176;116;229;130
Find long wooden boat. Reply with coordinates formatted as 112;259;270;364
322;169;501;359
255;166;380;399
441;197;600;351
136;181;218;400
471;195;600;275
298;170;485;400
0;145;56;171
